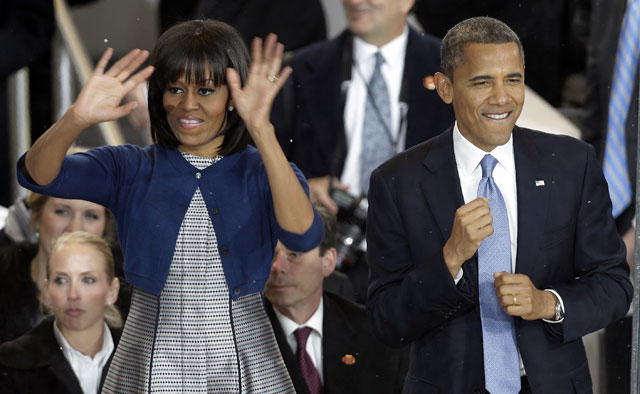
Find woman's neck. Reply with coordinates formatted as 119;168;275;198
58;320;105;358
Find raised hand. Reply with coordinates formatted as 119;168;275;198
226;33;291;136
443;198;494;278
71;48;154;129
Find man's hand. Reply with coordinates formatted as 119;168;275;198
443;198;493;278
494;272;556;320
307;176;349;214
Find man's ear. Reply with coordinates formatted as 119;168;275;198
321;248;337;278
434;72;453;104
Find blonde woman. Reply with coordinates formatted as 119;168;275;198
0;231;121;394
0;193;111;343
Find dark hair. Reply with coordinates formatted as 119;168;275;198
316;205;337;256
440;16;524;79
148;19;251;156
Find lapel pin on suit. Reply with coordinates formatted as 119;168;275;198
423;75;435;90
535;180;545;187
341;354;356;365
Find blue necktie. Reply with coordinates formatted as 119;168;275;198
477;154;520;394
360;52;395;194
603;0;640;218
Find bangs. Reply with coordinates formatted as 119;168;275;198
155;41;229;89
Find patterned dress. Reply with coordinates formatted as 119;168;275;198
102;153;295;393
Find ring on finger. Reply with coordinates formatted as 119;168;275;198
267;75;279;83
512;294;518;305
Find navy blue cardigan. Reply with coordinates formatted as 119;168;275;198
17;144;324;298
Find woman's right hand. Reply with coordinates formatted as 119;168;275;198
70;48;154;129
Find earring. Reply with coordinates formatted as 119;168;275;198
228;106;234;112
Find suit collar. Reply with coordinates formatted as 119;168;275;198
419;126;551;278
322;293;361;393
264;300;311;394
0;318;84;394
420;127;465;242
512;127;550;276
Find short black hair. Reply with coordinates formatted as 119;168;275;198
440;16;524;79
316;205;337;256
148;19;251;156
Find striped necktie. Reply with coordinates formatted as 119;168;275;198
294;327;323;394
603;0;640;218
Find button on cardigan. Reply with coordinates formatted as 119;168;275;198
17;144;324;298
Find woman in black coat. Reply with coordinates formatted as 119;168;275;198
0;231;121;394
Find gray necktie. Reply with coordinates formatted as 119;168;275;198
360;52;395;194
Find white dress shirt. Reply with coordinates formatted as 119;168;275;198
273;298;325;384
53;321;114;394
452;123;564;322
453;122;518;269
341;25;409;196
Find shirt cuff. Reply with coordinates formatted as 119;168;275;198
542;289;564;323
453;267;463;285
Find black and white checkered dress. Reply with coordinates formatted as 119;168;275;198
102;152;294;393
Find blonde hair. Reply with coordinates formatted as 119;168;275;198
47;231;123;328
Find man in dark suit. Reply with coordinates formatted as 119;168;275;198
271;0;453;212
366;16;633;394
264;207;407;394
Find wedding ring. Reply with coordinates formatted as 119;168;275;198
512;294;517;305
267;75;279;83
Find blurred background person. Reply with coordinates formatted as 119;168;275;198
159;0;326;53
264;205;407;394
0;193;112;344
270;0;455;303
582;0;639;392
0;231;121;394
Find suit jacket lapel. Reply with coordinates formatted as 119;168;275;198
264;300;310;394
513;127;550;278
38;322;83;394
322;294;359;393
420;128;466;245
298;32;350;171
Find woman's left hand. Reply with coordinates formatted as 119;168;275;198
227;33;291;136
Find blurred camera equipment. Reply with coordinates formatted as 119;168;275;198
330;188;368;269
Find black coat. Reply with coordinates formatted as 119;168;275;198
0;242;40;344
0;318;120;394
266;291;408;394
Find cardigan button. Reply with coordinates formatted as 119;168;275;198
195;172;202;179
211;207;219;215
221;247;229;254
234;288;240;295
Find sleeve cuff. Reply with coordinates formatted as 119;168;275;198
542;289;564;323
453;267;463;285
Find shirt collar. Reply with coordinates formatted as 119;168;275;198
353;24;408;72
53;319;114;366
274;297;324;340
453;121;516;178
